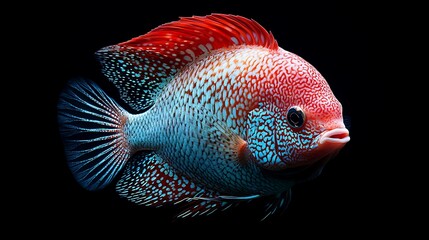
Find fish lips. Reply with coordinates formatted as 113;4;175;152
319;128;350;146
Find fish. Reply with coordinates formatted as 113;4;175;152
58;14;350;219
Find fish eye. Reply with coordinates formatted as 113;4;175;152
287;106;305;128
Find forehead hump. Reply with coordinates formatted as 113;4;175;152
266;50;341;117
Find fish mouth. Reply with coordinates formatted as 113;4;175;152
319;128;350;145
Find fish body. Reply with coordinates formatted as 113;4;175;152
58;14;350;218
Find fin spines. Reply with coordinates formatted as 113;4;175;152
122;14;278;51
261;190;291;221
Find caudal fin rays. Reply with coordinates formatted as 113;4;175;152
58;79;131;191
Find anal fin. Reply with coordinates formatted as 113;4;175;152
176;194;259;218
116;152;198;206
176;198;235;219
116;152;234;217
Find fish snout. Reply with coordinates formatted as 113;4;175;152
319;128;350;148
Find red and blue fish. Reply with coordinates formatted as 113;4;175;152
58;14;350;219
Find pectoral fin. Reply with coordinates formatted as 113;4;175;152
261;190;291;221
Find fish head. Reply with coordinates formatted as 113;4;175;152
246;50;350;176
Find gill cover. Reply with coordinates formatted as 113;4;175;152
247;107;286;170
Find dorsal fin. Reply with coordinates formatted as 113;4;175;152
96;14;278;111
121;14;278;62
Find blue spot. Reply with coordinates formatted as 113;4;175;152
231;37;239;44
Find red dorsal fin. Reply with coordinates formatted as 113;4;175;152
96;14;278;111
119;14;278;63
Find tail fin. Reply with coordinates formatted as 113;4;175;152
57;79;131;191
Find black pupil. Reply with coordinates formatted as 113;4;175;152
287;107;304;128
290;112;300;124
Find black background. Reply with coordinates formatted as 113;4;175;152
42;0;380;231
